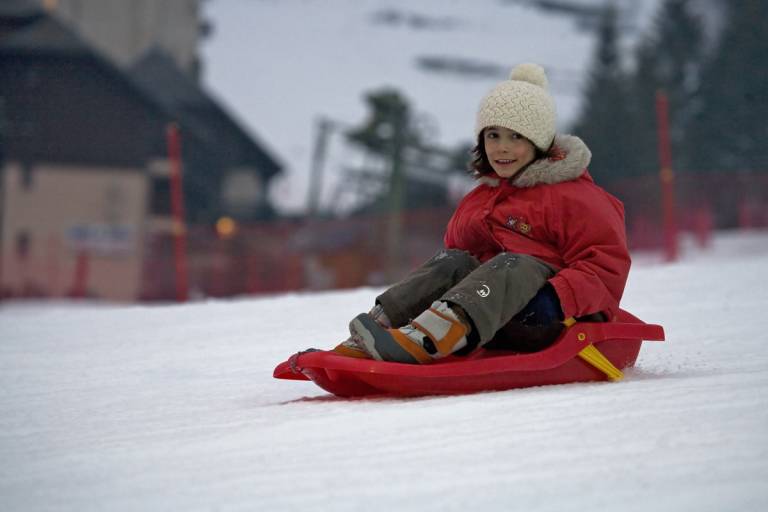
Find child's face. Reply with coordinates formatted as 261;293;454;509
483;126;536;178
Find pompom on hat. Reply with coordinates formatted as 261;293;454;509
475;63;557;151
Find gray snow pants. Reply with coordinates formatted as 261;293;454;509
376;249;557;344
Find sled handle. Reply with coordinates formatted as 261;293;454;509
564;317;666;342
563;316;665;382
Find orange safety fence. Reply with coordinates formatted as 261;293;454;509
2;173;767;302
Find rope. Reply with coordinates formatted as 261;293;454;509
288;348;321;374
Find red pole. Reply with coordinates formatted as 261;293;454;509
655;90;678;262
166;123;189;302
47;235;61;297
69;250;89;298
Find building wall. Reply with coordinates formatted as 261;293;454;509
42;0;203;75
1;161;149;301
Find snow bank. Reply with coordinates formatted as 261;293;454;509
1;231;767;511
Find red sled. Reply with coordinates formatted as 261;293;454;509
273;309;665;397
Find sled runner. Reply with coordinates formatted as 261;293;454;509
273;309;664;397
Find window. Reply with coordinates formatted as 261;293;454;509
150;177;171;215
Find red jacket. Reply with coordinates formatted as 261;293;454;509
444;135;630;320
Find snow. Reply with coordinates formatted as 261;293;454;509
200;0;662;213
2;230;768;511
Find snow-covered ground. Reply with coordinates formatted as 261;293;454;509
201;0;662;213
2;230;768;511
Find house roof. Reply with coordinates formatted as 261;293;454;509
0;13;203;167
0;13;181;128
0;1;44;47
0;0;42;19
130;48;283;179
0;11;281;182
0;11;90;56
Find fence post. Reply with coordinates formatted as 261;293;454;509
166;123;189;302
47;235;61;297
69;250;89;298
655;90;679;262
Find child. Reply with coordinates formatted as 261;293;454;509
335;63;630;364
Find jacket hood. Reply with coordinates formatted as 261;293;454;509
479;134;591;188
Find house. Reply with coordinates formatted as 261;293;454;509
36;0;207;77
0;4;282;301
129;48;281;222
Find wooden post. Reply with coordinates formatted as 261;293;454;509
166;123;189;302
655;90;678;262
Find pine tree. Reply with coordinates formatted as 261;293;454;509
626;0;704;176
571;5;632;184
686;0;768;173
346;89;416;156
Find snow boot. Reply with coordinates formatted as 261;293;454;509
332;304;392;359
349;301;470;364
332;337;372;358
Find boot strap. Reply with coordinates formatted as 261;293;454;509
411;302;468;355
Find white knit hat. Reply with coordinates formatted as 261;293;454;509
475;63;556;151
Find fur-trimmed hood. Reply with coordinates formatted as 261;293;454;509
478;134;591;188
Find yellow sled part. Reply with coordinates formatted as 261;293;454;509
577;343;624;381
563;318;624;381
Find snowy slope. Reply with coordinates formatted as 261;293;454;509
2;230;768;511
201;0;662;213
